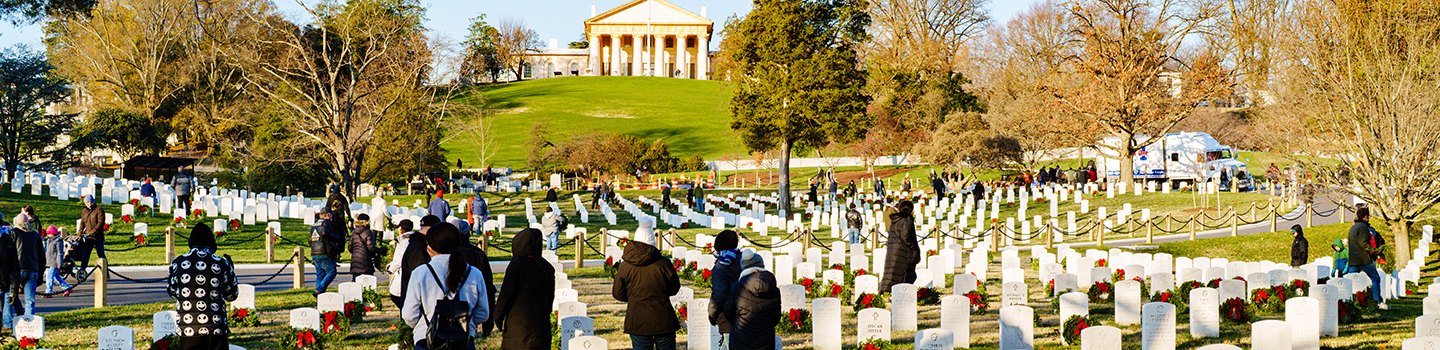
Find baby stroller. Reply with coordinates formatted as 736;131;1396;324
59;234;88;281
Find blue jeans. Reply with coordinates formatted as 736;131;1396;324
630;333;676;350
44;267;69;293
16;272;35;316
313;255;337;294
1355;263;1383;303
546;232;559;251
847;228;862;245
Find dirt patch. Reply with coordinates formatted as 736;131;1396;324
492;106;531;114
586;111;636;119
720;168;918;187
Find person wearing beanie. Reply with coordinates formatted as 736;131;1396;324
1290;224;1309;267
401;222;490;348
42;226;69;297
167;223;238;350
428;190;451;219
613;216;680;350
880;201;920;293
76;195;106;272
708;230;742;336
308;210;344;297
493;229;553;349
348;213;376;280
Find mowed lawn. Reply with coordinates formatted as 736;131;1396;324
446;76;739;168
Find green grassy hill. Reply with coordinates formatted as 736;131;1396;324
447;76;738;169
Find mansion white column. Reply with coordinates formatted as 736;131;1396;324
630;33;642;76
697;34;709;80
611;35;624;76
677;34;689;79
654;34;665;77
588;34;601;76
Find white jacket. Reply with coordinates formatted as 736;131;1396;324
387;232;413;297
401;254;490;344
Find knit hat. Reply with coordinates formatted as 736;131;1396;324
83;195;93;203
715;230;739;252
634;216;655;245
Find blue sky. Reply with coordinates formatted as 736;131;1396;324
0;0;1042;52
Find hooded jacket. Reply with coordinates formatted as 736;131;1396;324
880;202;920;293
167;224;237;339
1290;225;1309;267
707;249;742;333
613;240;681;336
348;225;375;274
1332;238;1349;264
14;226;43;273
493;229;554;349
725;268;781;350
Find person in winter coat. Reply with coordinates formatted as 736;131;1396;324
387;220;417;308
1347;207;1386;309
661;184;672;207
707;230;742;336
140;179;156;216
1332;238;1350;276
452;219;498;337
846;204;864;245
349;214;376;279
12;216;41;317
427;191;451;219
613;217;681;350
325;185;350;232
401;222;490;349
167;223;238;350
541;207;560;250
545;187;558;202
309;210;344;297
1290;224;1309;267
724;253;780;350
172;168;194;211
42;226;69;297
469;195;488;227
395;216;440;308
493;228;554;349
76;195;106;272
880;201;920;293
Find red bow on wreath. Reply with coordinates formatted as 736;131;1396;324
297;331;317;347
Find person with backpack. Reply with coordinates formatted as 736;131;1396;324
1347;207;1387;309
492;228;554;349
402;222;490;350
613;217;681;350
450;219;497;337
309;209;345;297
469;194;488;228
167;223;238;350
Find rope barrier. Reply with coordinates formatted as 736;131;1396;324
108;269;168;284
215;232;268;247
250;252;301;286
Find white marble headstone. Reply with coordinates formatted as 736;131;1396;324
1189;288;1220;338
151;311;176;339
1287;297;1320;350
316;293;345;313
857;308;891;344
1251;320;1293;350
811;298;842;350
1142;302;1176;350
97;325;134;350
999;305;1034;350
15;314;43;339
941;295;970;348
289;308;320;330
1081;325;1122;350
1115;280;1142;325
892;283;918;331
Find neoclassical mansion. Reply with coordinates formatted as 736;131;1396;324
520;0;715;80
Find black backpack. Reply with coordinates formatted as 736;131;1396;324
0;230;19;288
420;264;473;350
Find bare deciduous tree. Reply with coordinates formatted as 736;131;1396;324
1267;0;1440;270
971;1;1077;172
495;18;539;81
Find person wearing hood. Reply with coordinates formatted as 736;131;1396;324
880;201;920;293
493;228;554;349
1290;225;1309;267
387;219;418;308
707;230;742;337
395;216;440;308
545;187;558;202
402;222;490;349
451;218;498;337
613;217;681;350
724;253;780;350
167;223;238;350
1332;238;1350;277
348;214;376;280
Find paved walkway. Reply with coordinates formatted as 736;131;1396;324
35;192;1345;314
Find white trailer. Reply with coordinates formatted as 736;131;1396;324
1098;132;1254;191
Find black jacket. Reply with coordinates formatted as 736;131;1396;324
15;228;42;273
457;242;498;336
725;270;781;350
308;218;344;257
880;209;920;293
397;233;430;305
613;241;681;336
846;209;863;229
494;229;554;349
707;252;743;333
1290;226;1309;267
1348;220;1380;266
348;226;375;274
167;248;238;338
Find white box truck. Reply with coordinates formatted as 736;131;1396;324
1098;132;1253;191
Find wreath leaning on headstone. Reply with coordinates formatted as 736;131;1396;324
229;308;260;328
1088;281;1113;303
278;327;324;350
147;335;178;350
775;308;812;334
1220;297;1254;324
318;310;350;344
2;335;55;350
1061;315;1092;345
852;292;888;313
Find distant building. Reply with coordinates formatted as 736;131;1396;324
520;0;715;80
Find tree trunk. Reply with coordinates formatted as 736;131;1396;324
1120;152;1135;185
1392;219;1412;272
779;141;792;219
